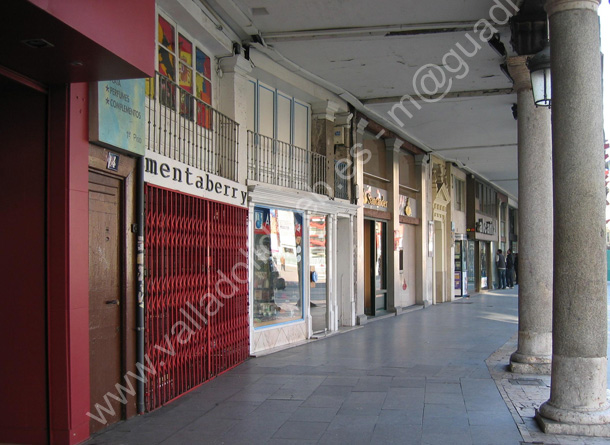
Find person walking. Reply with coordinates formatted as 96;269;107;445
496;249;506;289
506;249;515;289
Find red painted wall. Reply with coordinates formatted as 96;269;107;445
27;0;155;77
0;77;48;443
47;83;91;445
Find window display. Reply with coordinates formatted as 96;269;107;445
253;207;303;327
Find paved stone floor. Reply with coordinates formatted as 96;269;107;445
86;287;610;445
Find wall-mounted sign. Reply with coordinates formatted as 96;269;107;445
144;151;248;208
90;79;146;156
475;217;496;235
399;195;417;218
106;152;119;171
363;185;388;210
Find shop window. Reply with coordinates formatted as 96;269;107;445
253;207;304;328
247;79;310;149
153;13;213;126
475;181;497;217
453;177;464;212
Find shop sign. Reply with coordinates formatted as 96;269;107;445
399;195;417;218
90;79;146;156
475;217;496;235
144;151;247;208
364;185;388;210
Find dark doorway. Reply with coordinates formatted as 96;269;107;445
364;219;387;316
0;74;48;444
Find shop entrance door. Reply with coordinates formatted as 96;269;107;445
467;240;476;294
310;215;328;334
89;171;123;432
480;242;489;290
364;220;387;315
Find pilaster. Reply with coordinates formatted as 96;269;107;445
218;55;252;185
385;138;402;312
355;118;368;324
311;101;340;197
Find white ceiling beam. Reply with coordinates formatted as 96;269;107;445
362;88;514;104
261;21;492;42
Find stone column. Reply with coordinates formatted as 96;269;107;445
536;0;610;435
507;56;553;374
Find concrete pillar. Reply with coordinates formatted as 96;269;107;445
507;56;553;375
536;0;610;435
218;55;252;184
385;138;402;312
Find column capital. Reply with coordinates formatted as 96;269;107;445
414;153;430;166
356;117;368;134
311;100;341;121
219;55;252;77
545;0;600;16
384;137;403;153
507;56;532;93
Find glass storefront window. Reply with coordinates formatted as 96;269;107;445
480;242;488;290
253;207;303;328
309;215;327;333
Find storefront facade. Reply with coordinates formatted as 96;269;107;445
248;188;356;353
466;177;500;291
355;119;424;321
451;166;469;298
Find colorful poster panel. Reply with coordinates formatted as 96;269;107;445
196;48;211;78
158;47;175;82
178;34;193;93
158;16;175;51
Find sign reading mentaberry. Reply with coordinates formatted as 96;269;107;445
90;79;146;156
144;151;248;208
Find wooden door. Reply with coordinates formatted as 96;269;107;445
89;171;123;432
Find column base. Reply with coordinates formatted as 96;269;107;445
536;401;610;437
509;351;551;374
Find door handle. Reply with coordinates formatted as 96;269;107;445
105;299;120;306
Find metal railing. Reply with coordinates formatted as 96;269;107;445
247;130;327;195
146;73;239;181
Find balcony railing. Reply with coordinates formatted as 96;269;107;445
247;131;327;195
146;72;238;181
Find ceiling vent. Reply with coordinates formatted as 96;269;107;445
251;7;269;16
22;38;54;49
